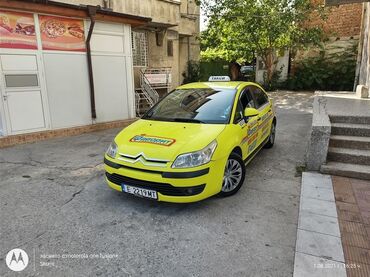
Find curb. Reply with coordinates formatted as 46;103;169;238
293;172;347;277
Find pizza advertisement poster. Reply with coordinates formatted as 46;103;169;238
39;15;86;52
0;10;37;49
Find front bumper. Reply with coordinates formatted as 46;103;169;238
104;155;226;203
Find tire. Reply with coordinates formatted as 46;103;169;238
219;152;246;197
264;120;276;149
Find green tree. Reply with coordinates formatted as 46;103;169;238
202;0;324;85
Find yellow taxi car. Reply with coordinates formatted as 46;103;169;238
104;77;276;203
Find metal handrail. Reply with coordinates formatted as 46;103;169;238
140;69;159;103
135;88;153;116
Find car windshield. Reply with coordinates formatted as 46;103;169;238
143;88;237;124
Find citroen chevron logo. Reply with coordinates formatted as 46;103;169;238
118;152;169;167
6;248;29;272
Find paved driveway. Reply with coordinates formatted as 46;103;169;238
0;91;313;277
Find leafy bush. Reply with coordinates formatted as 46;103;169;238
182;60;201;84
286;45;357;91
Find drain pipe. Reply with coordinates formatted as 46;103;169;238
86;5;97;119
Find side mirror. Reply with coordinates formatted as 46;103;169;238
244;107;259;118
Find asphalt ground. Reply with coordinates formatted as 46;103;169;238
0;91;313;277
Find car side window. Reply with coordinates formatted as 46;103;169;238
233;100;243;123
240;88;255;109
234;88;255;124
251;87;269;109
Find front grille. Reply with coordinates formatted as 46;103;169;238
106;172;205;197
119;154;168;164
117;153;169;167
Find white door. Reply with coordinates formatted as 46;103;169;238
0;54;48;135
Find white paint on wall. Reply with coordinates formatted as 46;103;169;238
92;55;130;122
0;108;3;136
256;50;290;84
94;21;124;33
91;34;125;53
43;53;92;129
90;21;135;122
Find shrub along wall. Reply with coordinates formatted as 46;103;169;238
286;40;358;91
200;60;229;81
181;60;229;84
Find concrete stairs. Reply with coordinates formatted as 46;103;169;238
321;116;370;180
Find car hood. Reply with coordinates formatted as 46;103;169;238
114;119;226;161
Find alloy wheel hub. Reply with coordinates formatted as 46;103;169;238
222;159;242;192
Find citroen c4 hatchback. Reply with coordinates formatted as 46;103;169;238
104;77;276;203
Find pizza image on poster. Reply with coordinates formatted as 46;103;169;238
39;15;86;51
0;10;37;49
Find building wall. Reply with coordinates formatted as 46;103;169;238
293;0;362;82
0;10;135;136
307;0;362;38
322;2;369;97
62;0;181;25
43;20;135;129
55;0;200;88
115;0;181;26
92;22;135;121
43;53;92;129
0;106;3;135
357;3;369;88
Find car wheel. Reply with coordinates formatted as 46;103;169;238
219;152;246;197
264;121;276;149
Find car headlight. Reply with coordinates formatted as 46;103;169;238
172;140;217;168
106;141;118;159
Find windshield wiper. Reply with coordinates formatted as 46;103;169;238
173;118;205;123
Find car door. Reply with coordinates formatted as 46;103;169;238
233;86;259;159
250;86;272;146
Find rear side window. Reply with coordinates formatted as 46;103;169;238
251;87;269;109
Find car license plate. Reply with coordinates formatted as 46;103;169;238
122;184;158;200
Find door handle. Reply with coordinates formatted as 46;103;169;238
3;95;7;101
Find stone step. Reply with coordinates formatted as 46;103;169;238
321;162;370;180
331;123;370;137
329;135;370;150
327;147;370;165
330;115;370;124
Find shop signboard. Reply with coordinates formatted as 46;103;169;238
145;73;172;86
39;15;86;51
0;10;37;49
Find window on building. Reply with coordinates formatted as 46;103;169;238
167;40;174;57
132;31;148;67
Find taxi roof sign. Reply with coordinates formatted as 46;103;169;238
208;76;231;82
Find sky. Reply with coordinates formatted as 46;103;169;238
200;6;208;31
